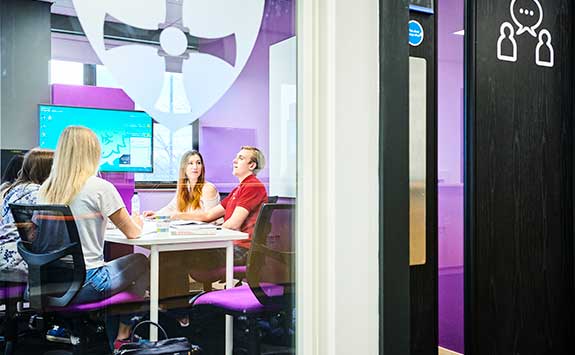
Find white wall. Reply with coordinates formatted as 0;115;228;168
269;37;297;198
297;0;379;353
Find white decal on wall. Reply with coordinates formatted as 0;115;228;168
535;29;554;67
496;0;554;68
510;0;543;37
72;0;265;130
497;22;517;62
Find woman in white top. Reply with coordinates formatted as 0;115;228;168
143;150;219;300
39;126;147;350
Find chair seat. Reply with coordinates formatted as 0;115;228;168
0;283;26;300
47;291;144;312
191;284;284;313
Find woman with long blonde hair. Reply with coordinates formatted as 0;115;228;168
39;126;149;350
143;150;219;301
144;150;219;217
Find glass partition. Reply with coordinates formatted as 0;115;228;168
1;0;297;353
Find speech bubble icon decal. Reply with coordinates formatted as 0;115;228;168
510;0;543;37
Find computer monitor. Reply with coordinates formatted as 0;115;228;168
39;105;153;173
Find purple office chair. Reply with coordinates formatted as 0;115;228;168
9;204;146;354
190;203;295;354
188;196;280;292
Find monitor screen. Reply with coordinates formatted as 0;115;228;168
39;105;153;173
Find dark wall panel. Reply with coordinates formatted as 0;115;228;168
0;0;51;150
466;0;574;353
409;10;438;355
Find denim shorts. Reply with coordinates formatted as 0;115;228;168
85;267;111;292
71;266;112;304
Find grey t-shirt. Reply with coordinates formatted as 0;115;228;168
67;176;124;270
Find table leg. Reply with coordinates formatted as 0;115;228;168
225;242;234;355
150;245;159;341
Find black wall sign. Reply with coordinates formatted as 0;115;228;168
466;0;573;353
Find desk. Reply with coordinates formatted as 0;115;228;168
105;222;248;355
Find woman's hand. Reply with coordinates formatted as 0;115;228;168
142;210;156;218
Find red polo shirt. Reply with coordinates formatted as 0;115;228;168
221;174;268;249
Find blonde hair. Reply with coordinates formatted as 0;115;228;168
39;126;101;204
241;146;265;175
176;150;205;211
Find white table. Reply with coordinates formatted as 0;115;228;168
105;222;248;355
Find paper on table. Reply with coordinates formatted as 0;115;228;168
140;222;158;235
106;224;155;238
170;223;219;230
170;220;206;226
170;222;219;235
171;229;218;235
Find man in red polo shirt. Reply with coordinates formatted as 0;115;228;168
174;146;268;263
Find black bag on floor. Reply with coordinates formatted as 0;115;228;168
117;320;202;355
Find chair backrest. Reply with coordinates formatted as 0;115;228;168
267;196;279;204
9;203;85;309
246;203;295;306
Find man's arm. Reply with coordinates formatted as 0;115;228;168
221;206;250;231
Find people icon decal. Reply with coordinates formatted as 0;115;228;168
535;29;554;67
496;0;554;68
497;22;517;62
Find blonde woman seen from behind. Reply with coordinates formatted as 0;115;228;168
39;126;149;351
142;150;220;301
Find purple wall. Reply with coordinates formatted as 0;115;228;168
198;0;295;192
439;266;464;353
51;84;137;211
51;84;135;110
439;186;463;269
437;0;464;353
201;126;257;191
438;0;464;185
438;186;464;353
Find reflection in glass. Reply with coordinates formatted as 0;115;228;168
409;57;427;266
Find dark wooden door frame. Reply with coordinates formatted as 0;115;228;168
463;0;476;351
379;0;410;354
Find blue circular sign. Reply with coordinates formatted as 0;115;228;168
409;20;424;47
